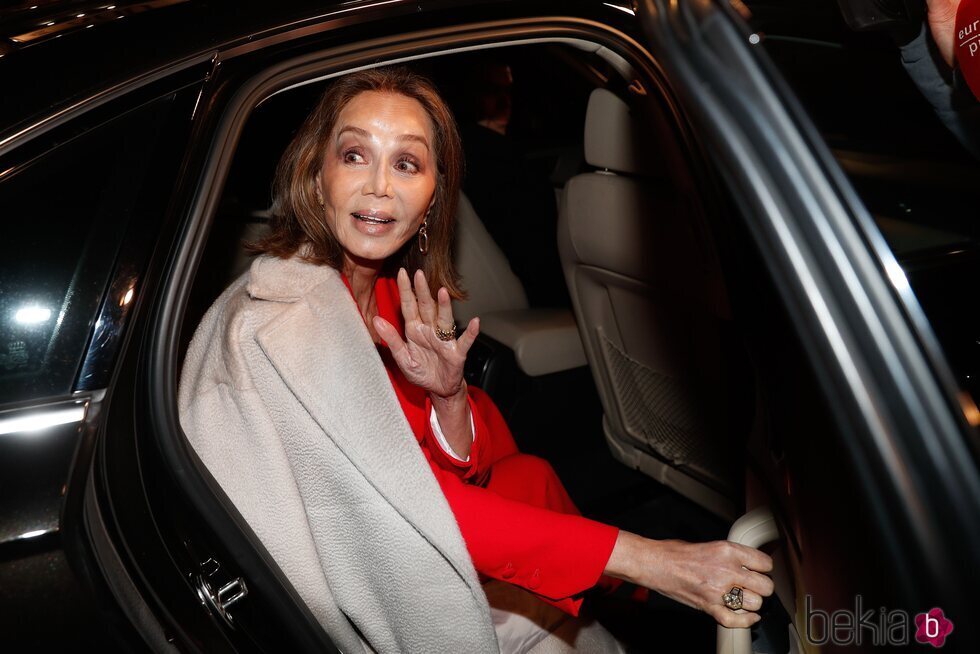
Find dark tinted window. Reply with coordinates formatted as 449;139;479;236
743;1;980;422
0;96;187;405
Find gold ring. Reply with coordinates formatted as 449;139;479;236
435;324;456;341
722;586;744;611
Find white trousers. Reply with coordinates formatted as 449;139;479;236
485;580;627;654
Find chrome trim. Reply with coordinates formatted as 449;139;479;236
602;1;636;16
76;260;140;392
0;399;87;435
73;388;106;403
219;0;417;60
11;527;58;542
268;36;620;100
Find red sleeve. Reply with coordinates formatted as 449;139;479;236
422;385;518;487
423;393;488;485
420;446;619;616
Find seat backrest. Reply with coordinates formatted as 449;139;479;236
455;192;588;380
558;88;740;519
452;191;529;323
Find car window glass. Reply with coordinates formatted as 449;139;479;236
742;2;980;426
0;97;184;406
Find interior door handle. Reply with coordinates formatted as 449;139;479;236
716;506;779;654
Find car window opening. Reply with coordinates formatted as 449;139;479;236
174;38;789;652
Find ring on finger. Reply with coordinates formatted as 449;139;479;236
722;586;744;611
435;324;456;341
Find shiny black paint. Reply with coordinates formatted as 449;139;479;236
0;417;80;545
0;20;208;646
0;71;203;629
0;396;129;649
0;541;115;647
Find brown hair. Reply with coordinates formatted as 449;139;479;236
251;66;466;299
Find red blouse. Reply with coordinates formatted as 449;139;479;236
343;273;618;615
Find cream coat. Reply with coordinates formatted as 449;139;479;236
177;253;498;653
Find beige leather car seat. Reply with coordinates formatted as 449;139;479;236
452;192;529;322
558;88;740;519
453;192;586;377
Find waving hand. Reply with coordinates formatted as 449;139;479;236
372;268;480;400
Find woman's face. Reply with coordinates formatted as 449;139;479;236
316;90;438;267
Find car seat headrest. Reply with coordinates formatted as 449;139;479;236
584;88;662;177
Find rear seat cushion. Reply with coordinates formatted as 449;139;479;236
479;309;587;377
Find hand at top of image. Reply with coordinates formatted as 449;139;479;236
927;0;962;67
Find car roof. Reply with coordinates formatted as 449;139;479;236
0;0;356;58
3;0;621;144
0;1;360;138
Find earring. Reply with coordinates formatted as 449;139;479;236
418;218;428;255
315;192;324;208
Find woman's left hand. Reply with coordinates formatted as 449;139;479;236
372;268;480;400
605;532;775;629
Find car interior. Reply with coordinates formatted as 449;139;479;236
174;36;908;652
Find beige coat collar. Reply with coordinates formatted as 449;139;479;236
246;249;335;302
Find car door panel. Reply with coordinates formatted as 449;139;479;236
636;0;980;650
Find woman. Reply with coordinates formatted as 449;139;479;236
179;66;773;653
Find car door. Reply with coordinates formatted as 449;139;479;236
0;63;209;649
633;0;980;652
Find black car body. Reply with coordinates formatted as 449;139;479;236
1;0;978;651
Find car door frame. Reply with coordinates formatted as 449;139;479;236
107;6;695;653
